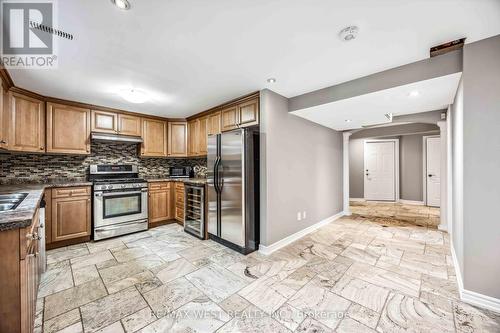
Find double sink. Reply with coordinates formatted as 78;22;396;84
0;193;28;212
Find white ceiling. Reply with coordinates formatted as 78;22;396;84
291;73;462;131
7;0;500;118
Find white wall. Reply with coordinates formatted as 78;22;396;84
259;89;343;246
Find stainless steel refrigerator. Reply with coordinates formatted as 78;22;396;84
207;128;259;254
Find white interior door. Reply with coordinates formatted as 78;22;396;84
426;137;441;207
364;141;396;201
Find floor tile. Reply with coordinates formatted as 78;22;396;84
44;279;107;320
121;307;157;333
155;258;197;283
332;276;389;312
294;316;333;333
186;264;248;303
336;317;376;333
43;308;81;333
142;277;203;318
38;260;74;297
216;306;290;333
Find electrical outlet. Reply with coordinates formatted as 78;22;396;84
297;212;301;221
303;211;307;219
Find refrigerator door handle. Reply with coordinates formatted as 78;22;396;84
218;163;224;192
214;156;221;193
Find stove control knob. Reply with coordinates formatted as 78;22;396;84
107;185;112;190
121;185;126;189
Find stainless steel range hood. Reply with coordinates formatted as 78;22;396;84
91;132;143;143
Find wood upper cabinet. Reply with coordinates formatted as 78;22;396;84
92;111;142;137
207;111;221;136
91;110;117;134
238;98;259;127
8;92;45;153
221;105;238;132
141;118;167;157
0;82;8;150
118;114;141;137
187;120;198;156
47;103;91;155
168;122;187;157
197;116;208;156
51;187;91;242
148;182;173;224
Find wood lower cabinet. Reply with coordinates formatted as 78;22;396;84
47;103;91;155
0;207;41;333
168;122;187;157
8;92;45;153
51;187;91;242
148;182;173;225
141;118;167;157
175;182;185;224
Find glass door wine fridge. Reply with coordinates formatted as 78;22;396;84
184;184;205;239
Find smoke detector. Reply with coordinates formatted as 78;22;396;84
339;26;359;42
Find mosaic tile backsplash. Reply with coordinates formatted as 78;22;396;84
0;141;207;184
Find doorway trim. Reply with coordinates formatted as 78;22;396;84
363;138;400;202
422;135;440;206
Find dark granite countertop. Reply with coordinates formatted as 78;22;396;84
0;180;93;232
145;177;207;185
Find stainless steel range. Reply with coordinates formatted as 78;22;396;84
89;165;148;241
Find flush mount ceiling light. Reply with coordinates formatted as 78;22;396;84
111;0;131;10
339;26;359;42
267;78;277;83
119;89;149;103
408;90;420;97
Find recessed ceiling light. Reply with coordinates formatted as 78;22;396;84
339;26;359;42
345;119;352;123
119;89;149;103
267;78;277;83
408;90;420;97
111;0;131;10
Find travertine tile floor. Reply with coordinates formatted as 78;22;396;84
36;216;500;333
350;201;441;228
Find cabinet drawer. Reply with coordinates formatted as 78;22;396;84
52;186;91;198
175;191;184;204
175;182;185;191
149;182;171;192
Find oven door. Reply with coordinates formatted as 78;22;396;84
94;188;148;227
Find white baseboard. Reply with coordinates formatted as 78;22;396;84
258;211;345;256
451;243;500;313
398;199;424;206
349;198;365;202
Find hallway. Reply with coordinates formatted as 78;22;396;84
350;201;440;228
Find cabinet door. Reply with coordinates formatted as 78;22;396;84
47;103;91;155
197;116;208;156
0;81;7;150
44;189;52;245
9;92;45;153
207;111;221;136
118;114;141;137
91;110;117;134
187;120;198;156
141;118;167;157
168;122;187;157
52;195;91;242
238;98;259;127
148;188;172;223
221;105;238;132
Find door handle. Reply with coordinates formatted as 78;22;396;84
428;174;433;177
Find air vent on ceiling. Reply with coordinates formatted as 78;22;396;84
29;21;74;40
430;38;465;57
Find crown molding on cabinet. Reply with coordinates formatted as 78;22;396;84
0;65;14;91
186;91;260;121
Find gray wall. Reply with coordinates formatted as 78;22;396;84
260;89;343;246
461;35;500;298
349;124;439;201
451;78;464;278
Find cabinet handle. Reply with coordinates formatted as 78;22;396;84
0;140;6;144
40;146;44;150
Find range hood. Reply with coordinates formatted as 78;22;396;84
91;132;143;143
